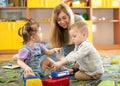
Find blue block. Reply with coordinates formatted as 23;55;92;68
51;70;70;78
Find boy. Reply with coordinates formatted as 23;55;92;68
53;21;104;80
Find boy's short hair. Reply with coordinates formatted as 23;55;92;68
69;21;89;37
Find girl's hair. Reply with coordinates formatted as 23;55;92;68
69;21;89;38
50;3;74;48
18;18;39;44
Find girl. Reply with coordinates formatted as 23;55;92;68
17;18;61;82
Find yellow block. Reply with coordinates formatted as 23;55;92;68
112;59;119;64
26;78;42;86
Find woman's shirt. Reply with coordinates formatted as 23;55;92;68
65;40;104;75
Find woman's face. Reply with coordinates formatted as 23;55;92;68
57;11;70;29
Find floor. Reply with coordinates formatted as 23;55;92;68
0;49;120;62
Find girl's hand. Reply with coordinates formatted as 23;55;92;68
53;48;62;54
24;66;35;77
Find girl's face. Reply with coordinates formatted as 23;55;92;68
69;27;86;45
57;11;70;29
33;27;42;42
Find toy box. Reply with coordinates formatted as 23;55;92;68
51;70;70;78
42;76;70;86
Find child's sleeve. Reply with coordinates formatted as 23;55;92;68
39;43;47;53
18;47;30;60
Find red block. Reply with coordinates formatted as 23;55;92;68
42;76;70;86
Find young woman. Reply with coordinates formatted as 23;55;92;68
49;3;85;57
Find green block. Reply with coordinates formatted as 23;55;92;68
98;81;114;86
118;81;120;86
76;84;87;86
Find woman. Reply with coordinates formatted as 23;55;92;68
49;3;85;57
13;3;84;62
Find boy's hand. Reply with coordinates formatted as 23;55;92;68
53;61;63;70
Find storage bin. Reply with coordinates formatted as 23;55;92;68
42;76;70;86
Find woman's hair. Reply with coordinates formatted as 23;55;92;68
50;3;75;48
69;21;89;38
18;18;39;44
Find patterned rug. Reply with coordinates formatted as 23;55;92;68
0;56;120;86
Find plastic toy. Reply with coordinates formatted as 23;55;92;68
25;76;42;86
42;76;69;86
51;70;70;78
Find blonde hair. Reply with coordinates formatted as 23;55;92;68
49;3;74;48
69;21;89;38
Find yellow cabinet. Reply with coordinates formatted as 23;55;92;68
0;22;26;50
11;22;26;50
27;0;60;8
111;0;120;8
0;22;12;50
86;21;93;43
92;0;120;8
27;0;44;8
45;0;60;8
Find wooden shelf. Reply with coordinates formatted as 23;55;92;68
93;20;120;23
95;44;120;50
71;6;91;9
0;7;27;9
0;50;18;54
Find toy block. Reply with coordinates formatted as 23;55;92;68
25;76;42;86
51;70;70;78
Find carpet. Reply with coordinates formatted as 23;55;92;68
0;56;120;86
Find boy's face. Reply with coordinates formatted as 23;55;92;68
69;27;86;45
57;11;70;29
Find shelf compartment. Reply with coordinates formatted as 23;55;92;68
93;20;120;23
95;44;120;50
